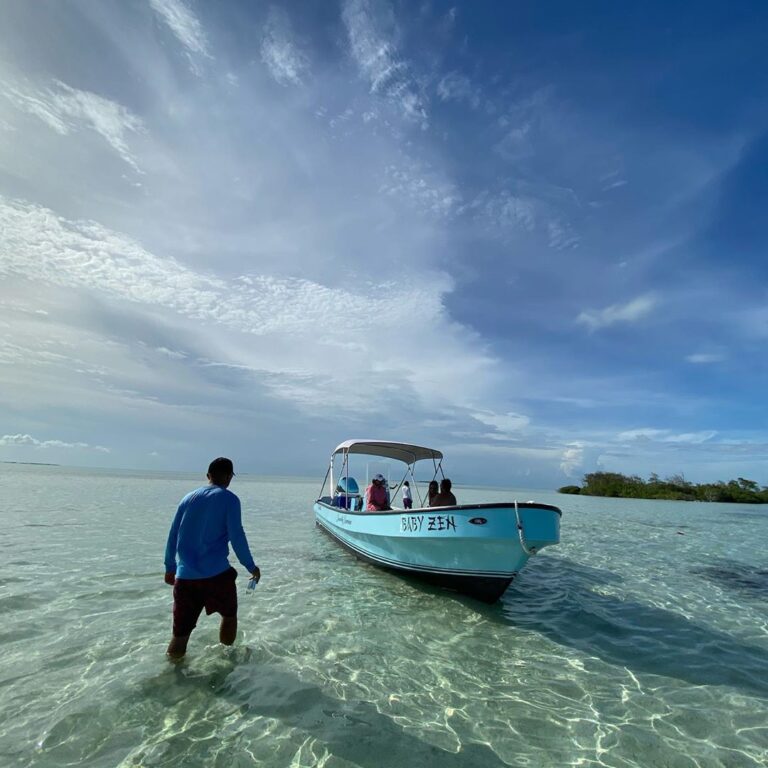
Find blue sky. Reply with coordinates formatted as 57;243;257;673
1;0;767;487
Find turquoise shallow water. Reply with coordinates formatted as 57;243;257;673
1;465;767;767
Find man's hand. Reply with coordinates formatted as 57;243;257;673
251;566;261;584
164;572;176;586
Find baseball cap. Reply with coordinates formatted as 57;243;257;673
208;457;235;476
373;473;385;482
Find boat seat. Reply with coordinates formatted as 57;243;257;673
333;494;361;511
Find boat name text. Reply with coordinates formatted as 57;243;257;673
335;513;352;526
401;514;457;533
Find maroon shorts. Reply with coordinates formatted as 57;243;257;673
172;567;238;637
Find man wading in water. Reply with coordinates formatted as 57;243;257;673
163;457;261;659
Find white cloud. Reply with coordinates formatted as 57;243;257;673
342;0;427;127
686;352;725;364
476;191;536;233
459;186;580;249
618;428;717;445
0;433;110;452
471;410;530;436
156;346;187;359
149;0;211;63
494;122;533;162
559;443;584;477
617;428;668;441
0;195;496;414
0;195;443;339
577;294;656;331
547;219;579;250
493;88;555;162
379;163;460;218
446;442;562;461
670;431;717;444
260;7;308;86
3;80;144;171
436;71;480;109
4;85;66;133
0;0;761;485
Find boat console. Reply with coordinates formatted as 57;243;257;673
333;476;362;511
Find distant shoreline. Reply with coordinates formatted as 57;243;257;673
2;460;61;466
559;471;768;504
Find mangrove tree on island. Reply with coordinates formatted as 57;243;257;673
558;472;768;503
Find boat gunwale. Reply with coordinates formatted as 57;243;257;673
315;499;562;517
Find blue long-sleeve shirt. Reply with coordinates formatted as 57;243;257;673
164;484;257;579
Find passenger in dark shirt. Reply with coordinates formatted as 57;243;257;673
426;480;439;507
430;478;457;507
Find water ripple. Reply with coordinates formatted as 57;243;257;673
0;467;767;767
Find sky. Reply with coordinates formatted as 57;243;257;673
1;0;767;488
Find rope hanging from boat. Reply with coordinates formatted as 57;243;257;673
514;500;537;556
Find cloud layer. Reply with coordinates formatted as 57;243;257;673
0;433;109;452
1;1;767;485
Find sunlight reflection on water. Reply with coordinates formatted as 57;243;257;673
1;465;767;767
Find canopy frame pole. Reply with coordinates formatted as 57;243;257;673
428;458;445;482
412;464;425;507
390;463;412;505
319;462;331;499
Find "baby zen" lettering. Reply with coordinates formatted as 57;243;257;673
427;515;457;531
401;515;424;532
401;515;457;532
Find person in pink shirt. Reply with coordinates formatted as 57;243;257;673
365;473;390;511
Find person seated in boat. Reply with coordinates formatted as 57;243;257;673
430;478;457;507
425;480;439;507
365;474;390;511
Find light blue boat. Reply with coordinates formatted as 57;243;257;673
314;440;562;602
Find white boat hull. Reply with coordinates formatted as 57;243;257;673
314;498;561;602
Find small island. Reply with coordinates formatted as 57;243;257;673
559;472;768;504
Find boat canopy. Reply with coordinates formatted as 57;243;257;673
332;440;443;464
